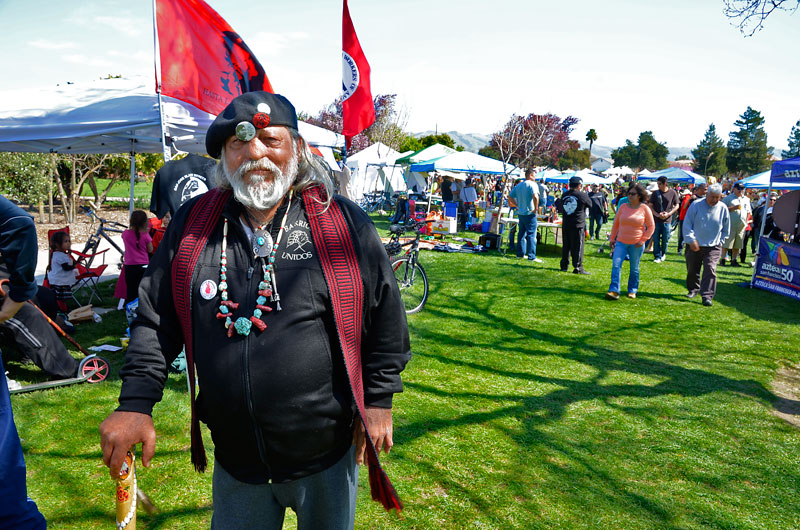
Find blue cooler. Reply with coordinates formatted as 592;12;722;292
443;201;458;218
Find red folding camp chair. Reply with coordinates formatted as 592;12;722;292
43;226;109;308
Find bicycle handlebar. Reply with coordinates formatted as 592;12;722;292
80;206;127;230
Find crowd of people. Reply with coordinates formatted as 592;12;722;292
488;171;788;307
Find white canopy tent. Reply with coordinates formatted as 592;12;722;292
409;151;521;176
345;142;406;201
0;76;345;207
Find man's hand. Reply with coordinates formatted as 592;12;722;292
689;241;700;252
100;411;156;478
352;407;393;465
0;296;25;325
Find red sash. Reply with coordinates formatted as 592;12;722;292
173;186;402;511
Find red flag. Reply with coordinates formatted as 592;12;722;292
341;0;374;150
155;0;273;116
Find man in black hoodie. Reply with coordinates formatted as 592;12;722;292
556;176;593;274
100;92;410;529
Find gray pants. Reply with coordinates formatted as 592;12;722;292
211;447;358;530
685;245;722;301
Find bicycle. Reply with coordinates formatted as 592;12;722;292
384;220;429;314
358;192;384;213
80;206;127;269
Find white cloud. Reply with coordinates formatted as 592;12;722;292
92;16;144;37
61;54;114;68
247;31;310;58
29;39;78;51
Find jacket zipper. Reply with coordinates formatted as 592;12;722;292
227;211;271;475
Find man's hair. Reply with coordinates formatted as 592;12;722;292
214;128;334;209
657;176;668;185
707;183;723;195
525;168;535;178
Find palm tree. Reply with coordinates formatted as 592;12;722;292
586;129;598;156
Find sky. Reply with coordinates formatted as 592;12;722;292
0;0;798;152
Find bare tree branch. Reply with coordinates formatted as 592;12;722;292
724;0;799;36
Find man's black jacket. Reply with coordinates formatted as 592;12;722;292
117;191;411;483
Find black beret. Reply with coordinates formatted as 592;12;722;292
569;176;583;186
205;92;298;158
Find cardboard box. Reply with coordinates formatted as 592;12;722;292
430;218;457;234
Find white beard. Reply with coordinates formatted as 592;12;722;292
224;154;299;211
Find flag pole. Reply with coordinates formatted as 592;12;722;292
152;0;172;163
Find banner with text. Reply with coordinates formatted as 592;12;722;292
752;237;800;301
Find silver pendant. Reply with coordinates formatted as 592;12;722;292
252;229;273;258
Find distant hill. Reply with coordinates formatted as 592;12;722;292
579;142;696;163
412;131;491;153
410;131;701;163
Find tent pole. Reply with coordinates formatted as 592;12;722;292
129;140;136;217
152;0;171;163
750;172;774;288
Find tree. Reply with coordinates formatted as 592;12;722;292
610;131;669;171
305;93;410;154
0;152;53;205
727;106;772;176
723;0;800;36
478;145;501;160
488;112;578;232
691;123;728;177
556;141;590;170
783;120;800;159
490;113;578;169
585;128;597;156
398;133;464;153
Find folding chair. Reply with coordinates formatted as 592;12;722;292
71;247;109;306
43;226;109;308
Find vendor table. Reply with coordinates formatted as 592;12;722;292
499;218;562;252
537;222;562;247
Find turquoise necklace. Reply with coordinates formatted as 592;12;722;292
217;190;293;337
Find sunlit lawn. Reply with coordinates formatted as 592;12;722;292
8;217;800;529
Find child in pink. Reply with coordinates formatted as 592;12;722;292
606;184;655;299
121;210;153;303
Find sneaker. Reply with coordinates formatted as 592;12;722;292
529;258;543;263
627;292;637;299
686;291;698;299
573;269;591;275
560;268;568;272
605;291;619;300
720;259;728;266
702;298;713;307
5;373;22;391
731;261;741;267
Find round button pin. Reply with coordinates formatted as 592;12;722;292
235;121;256;142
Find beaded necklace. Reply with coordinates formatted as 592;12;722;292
217;190;293;337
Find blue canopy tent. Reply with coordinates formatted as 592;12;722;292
750;156;800;289
409;151;521;176
638;167;706;185
740;169;800;190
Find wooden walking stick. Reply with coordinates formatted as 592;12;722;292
115;451;137;530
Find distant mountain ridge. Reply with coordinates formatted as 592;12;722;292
411;131;696;162
412;131;491;154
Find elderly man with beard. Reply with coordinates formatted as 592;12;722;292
99;92;410;529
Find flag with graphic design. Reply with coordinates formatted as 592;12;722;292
341;0;374;151
155;0;273;116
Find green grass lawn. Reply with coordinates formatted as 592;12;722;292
8;218;800;529
93;177;152;209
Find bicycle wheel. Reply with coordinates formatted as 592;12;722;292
391;257;428;314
